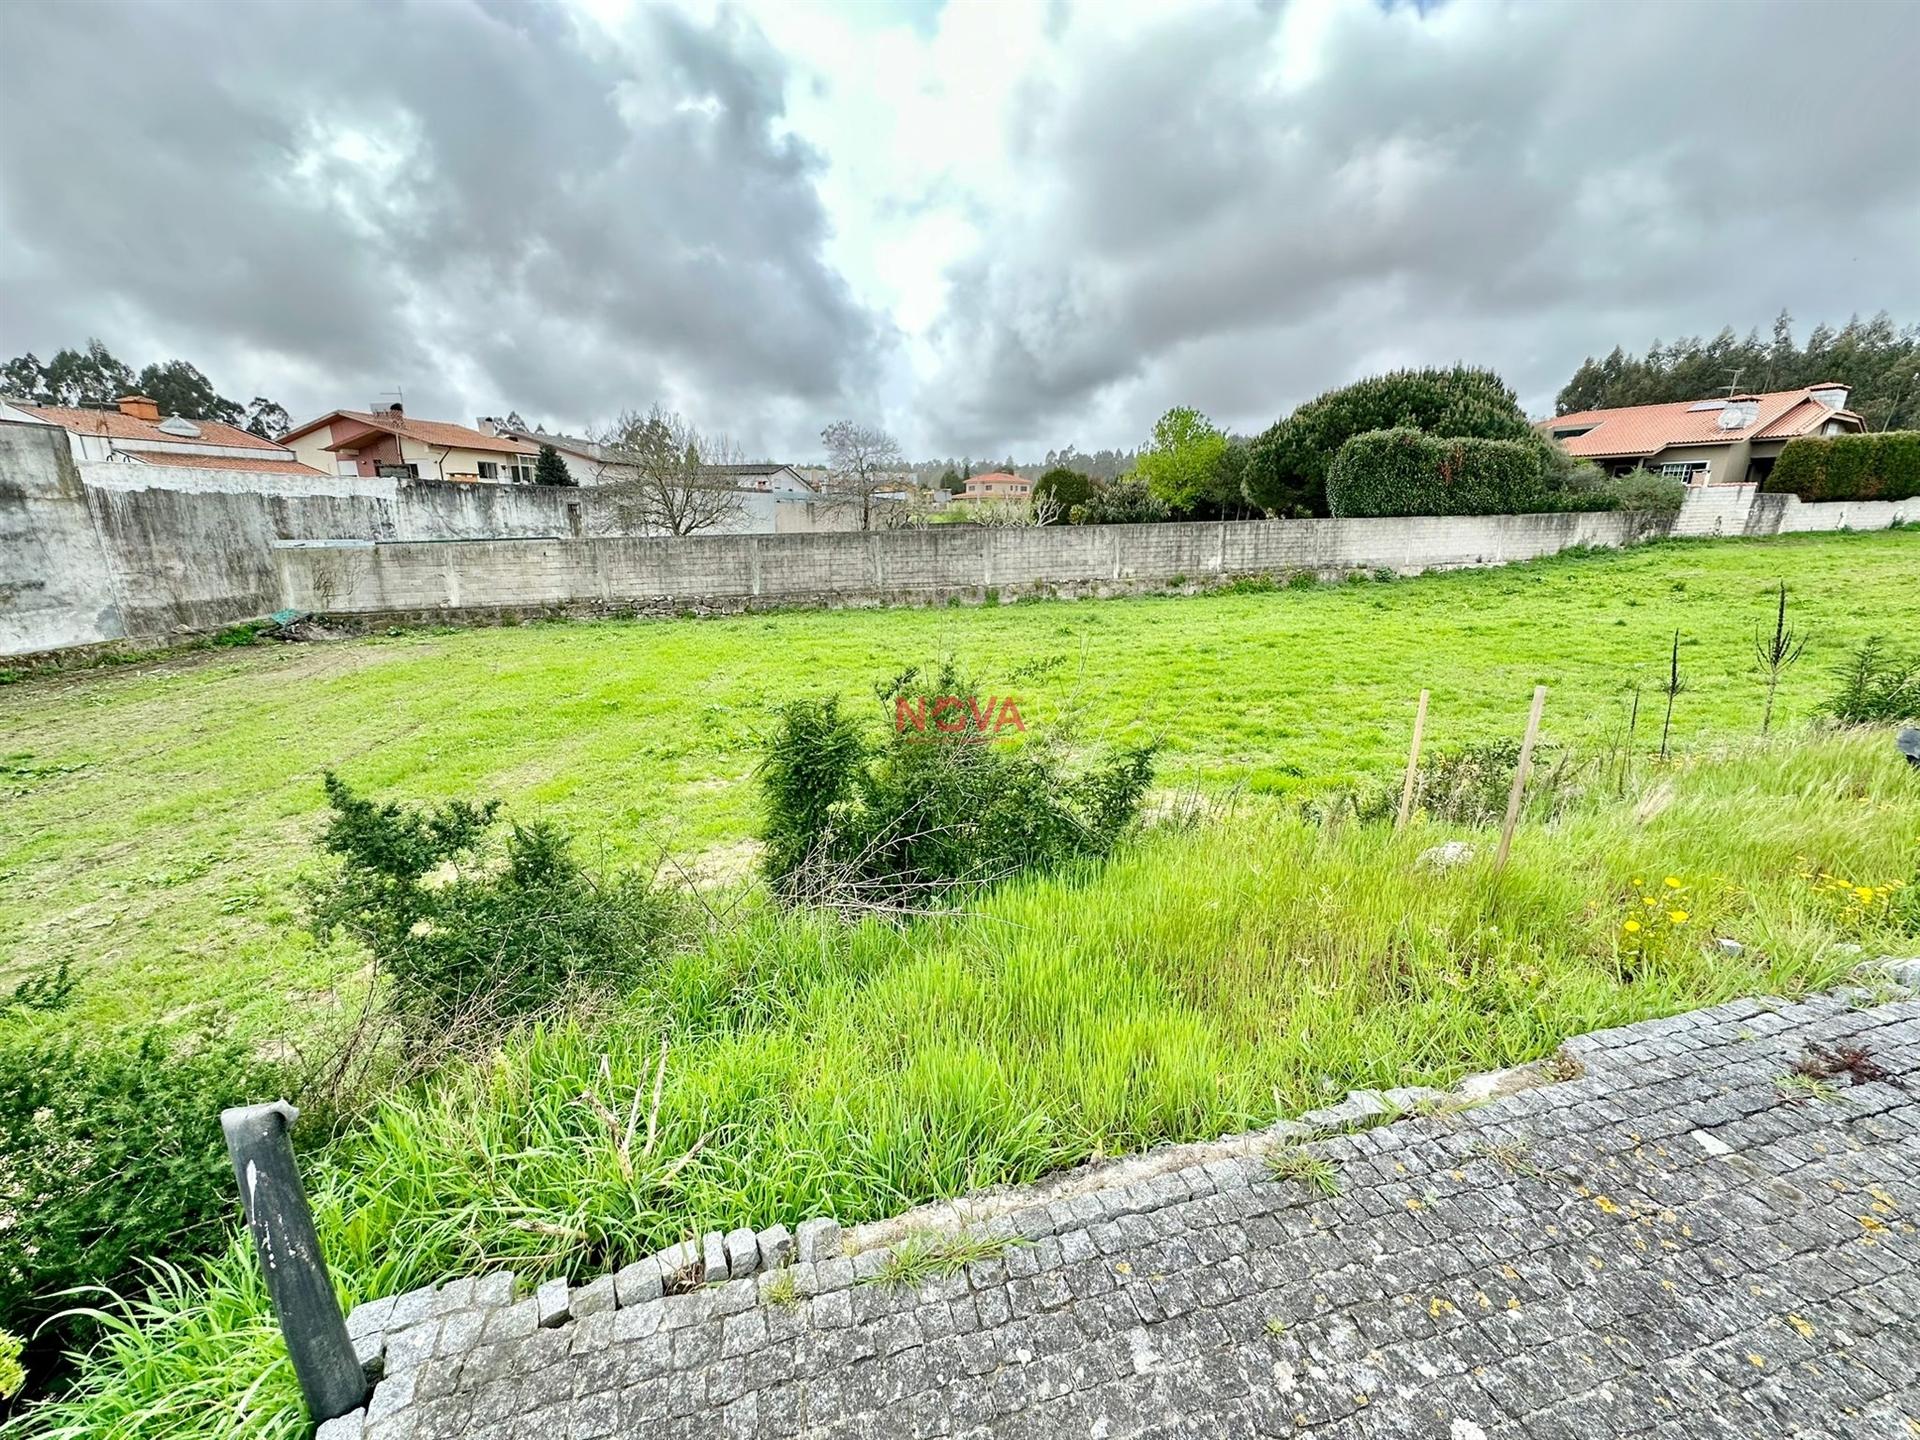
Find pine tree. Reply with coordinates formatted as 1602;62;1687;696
534;444;576;487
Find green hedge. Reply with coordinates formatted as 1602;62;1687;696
1327;428;1573;518
1765;431;1920;502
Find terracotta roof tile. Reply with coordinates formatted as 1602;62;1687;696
125;452;329;477
1542;387;1862;459
19;405;283;450
326;411;537;456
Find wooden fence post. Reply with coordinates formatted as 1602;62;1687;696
1395;690;1430;832
1493;685;1547;874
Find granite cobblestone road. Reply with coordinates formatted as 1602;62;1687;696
336;990;1920;1438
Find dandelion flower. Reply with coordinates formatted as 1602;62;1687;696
1855;886;1874;903
1623;920;1642;934
1668;910;1689;925
1664;876;1682;889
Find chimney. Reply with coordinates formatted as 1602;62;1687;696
116;394;161;422
372;400;404;417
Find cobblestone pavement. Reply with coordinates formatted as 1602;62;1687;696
335;990;1920;1439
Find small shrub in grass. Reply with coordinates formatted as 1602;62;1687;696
1821;636;1920;724
309;775;681;1057
1329;739;1582;829
0;1029;274;1380
758;665;1155;910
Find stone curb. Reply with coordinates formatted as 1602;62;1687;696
341;960;1918;1404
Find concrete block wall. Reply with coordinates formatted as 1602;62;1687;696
6;412;1914;660
1668;483;1918;539
272;508;1658;620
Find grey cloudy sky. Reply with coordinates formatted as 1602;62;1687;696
2;0;1916;460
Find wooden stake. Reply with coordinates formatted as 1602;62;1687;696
1395;689;1430;831
1493;685;1547;874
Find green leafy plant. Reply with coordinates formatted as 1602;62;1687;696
759;665;1155;911
0;1030;273;1377
0;1329;22;1401
1821;637;1920;725
308;775;680;1055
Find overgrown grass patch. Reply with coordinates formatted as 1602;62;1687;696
20;728;1918;1437
2;530;1916;1042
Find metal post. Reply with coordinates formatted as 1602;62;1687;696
222;1102;368;1424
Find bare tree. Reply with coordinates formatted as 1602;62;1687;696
967;494;1060;528
592;406;748;537
820;419;903;531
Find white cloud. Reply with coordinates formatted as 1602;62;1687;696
3;0;1917;462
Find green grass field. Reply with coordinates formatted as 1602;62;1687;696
2;530;1915;1043
6;528;1920;1437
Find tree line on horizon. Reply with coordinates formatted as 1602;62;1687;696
2;338;289;441
1556;310;1920;431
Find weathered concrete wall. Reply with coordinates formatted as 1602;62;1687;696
0;424;126;653
272;508;1661;620
6;416;1915;659
1669;482;1919;539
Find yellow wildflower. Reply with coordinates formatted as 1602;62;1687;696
1623;920;1642;934
1664;876;1682;889
1668;910;1689;925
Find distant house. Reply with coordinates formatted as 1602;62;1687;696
962;471;1031;500
1541;384;1865;487
0;394;324;475
478;418;823;496
698;463;819;495
281;404;538;483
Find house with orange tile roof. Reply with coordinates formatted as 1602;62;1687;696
1540;383;1865;488
0;393;326;475
280;404;539;483
961;470;1032;500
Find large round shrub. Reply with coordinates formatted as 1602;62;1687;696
1245;366;1537;517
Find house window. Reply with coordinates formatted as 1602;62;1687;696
376;463;419;479
1658;461;1710;485
478;461;499;480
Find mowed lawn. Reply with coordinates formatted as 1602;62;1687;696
1;528;1915;1041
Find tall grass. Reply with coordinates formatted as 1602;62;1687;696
18;731;1917;1438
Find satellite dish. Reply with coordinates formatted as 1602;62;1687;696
1716;407;1748;430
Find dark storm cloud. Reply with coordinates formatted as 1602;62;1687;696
924;0;1920;453
0;0;885;442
